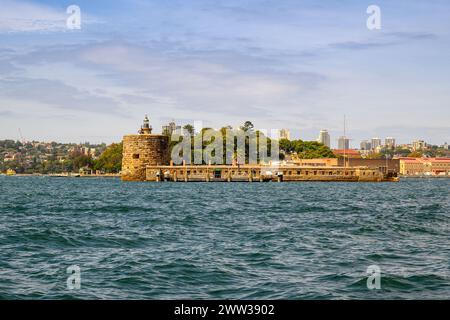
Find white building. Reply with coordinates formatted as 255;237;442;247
412;140;426;151
279;129;291;141
338;136;350;150
371;138;382;150
317;129;331;148
162;121;181;136
360;140;372;150
385;137;396;149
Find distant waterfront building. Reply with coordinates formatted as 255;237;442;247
412;140;426;151
317;129;331;148
279;129;291;141
79;146;96;157
289;158;338;167
399;157;450;176
385;137;396;149
332;149;361;159
360;140;372;151
3;153;16;162
162;121;181;136
337;158;400;174
371;138;382;150
338;136;350;150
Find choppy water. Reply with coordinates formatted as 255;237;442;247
0;176;449;299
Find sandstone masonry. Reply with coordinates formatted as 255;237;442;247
121;116;169;181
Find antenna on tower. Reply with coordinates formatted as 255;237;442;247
18;128;26;144
344;115;346;139
343;115;347;168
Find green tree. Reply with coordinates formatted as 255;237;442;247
72;155;94;170
94;142;123;173
365;153;383;159
240;121;254;132
279;139;335;159
393;148;412;157
183;124;195;135
279;139;294;153
407;151;423;158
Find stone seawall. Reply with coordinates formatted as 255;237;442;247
121;134;169;181
145;165;391;182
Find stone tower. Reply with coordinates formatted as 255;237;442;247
121;116;169;181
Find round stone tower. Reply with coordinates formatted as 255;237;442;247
121;115;169;181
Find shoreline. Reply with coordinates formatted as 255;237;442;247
399;175;450;179
0;173;120;178
2;174;449;179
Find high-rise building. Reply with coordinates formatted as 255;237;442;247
338;136;350;150
317;129;331;148
443;142;449;150
162;121;181;136
279;129;291;141
412;140;426;151
371;138;382;150
385;137;396;149
360;140;372;151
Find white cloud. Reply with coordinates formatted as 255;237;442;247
0;0;98;33
79;44;321;106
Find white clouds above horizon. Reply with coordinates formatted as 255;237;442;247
0;0;59;31
0;0;101;33
0;0;449;145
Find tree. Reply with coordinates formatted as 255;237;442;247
279;139;335;159
169;122;339;164
393;148;411;157
72;154;94;170
407;151;423;158
240;121;254;132
279;139;294;154
365;153;383;159
183;124;195;135
94;142;123;173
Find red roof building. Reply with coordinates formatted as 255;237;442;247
332;149;361;159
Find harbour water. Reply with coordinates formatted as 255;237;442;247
0;176;449;299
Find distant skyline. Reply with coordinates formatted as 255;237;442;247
1;0;449;147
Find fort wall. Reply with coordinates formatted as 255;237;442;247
121;134;169;181
145;165;391;182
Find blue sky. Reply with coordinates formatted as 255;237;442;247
0;0;449;146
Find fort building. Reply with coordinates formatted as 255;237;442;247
399;157;450;176
146;165;387;182
121;116;170;181
121;117;398;182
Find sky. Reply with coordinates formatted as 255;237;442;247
0;0;449;147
